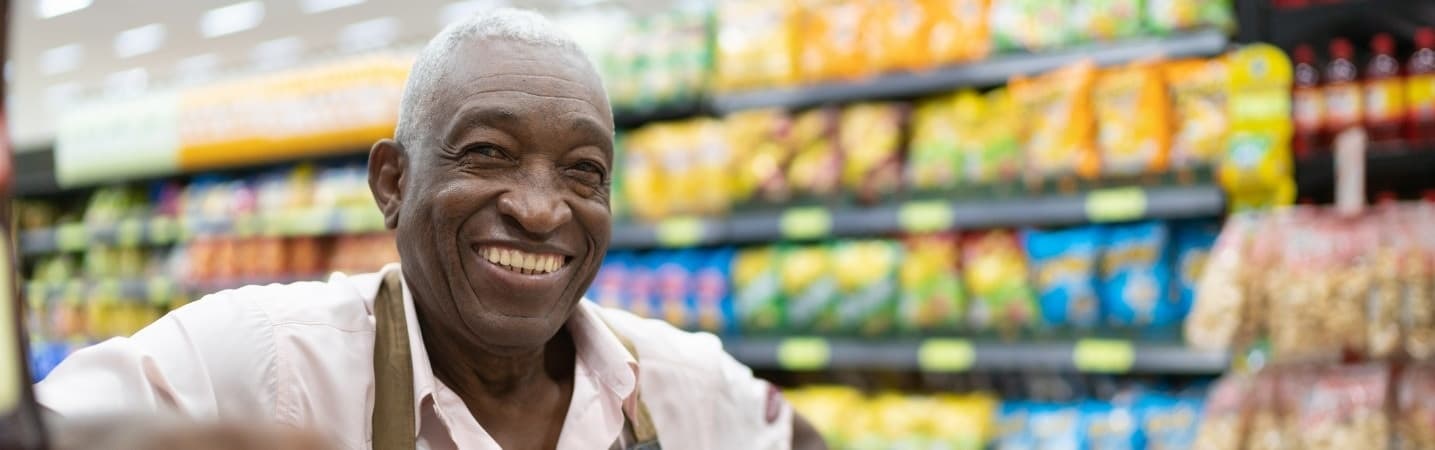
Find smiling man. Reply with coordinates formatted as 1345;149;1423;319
35;8;823;450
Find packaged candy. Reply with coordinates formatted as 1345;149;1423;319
962;230;1037;331
990;0;1071;52
1246;371;1291;450
1083;401;1141;450
732;246;783;332
907;94;963;190
839;102;907;203
1192;375;1249;450
832;240;901;336
968;88;1024;184
898;234;966;333
1409;204;1435;360
925;0;991;66
1069;0;1144;43
795;0;871;82
1139;394;1202;450
1023;226;1103;329
1169;220;1220;322
1145;0;1234;34
1100;221;1174;327
724;109;794;204
1164;58;1229;169
1011;61;1099;180
1094;61;1171;176
780;244;839;333
1396;364;1435;450
785;107;843;199
1291;364;1391;450
693;247;737;335
715;0;798;91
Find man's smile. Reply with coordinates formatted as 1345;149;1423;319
474;244;571;275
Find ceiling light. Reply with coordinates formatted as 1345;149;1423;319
251;37;303;71
104;68;148;98
300;0;364;14
114;23;166;59
40;44;82;75
338;17;399;54
176;53;221;85
200;1;264;38
35;0;91;19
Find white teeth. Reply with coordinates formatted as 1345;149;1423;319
499;249;511;266
481;247;563;275
486;248;500;264
522;254;535;271
545;256;556;272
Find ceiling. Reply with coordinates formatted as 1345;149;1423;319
5;0;679;150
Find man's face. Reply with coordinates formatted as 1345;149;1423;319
393;39;614;351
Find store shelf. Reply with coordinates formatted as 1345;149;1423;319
19;206;389;255
23;276;310;306
726;337;1228;374
1294;144;1435;203
711;29;1229;114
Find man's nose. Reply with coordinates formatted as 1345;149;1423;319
496;188;573;236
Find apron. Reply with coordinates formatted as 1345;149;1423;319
370;271;661;450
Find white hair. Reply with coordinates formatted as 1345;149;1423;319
395;7;590;148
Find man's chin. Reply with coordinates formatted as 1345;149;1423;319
463;312;569;351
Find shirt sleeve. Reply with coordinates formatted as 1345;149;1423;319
710;342;794;450
34;290;279;421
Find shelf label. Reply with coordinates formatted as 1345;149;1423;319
776;337;830;370
918;338;975;372
55;223;88;251
1074;339;1135;373
116;219;145;246
655;217;705;247
1085;188;1147;223
233;213;260;237
780;208;832;240
148;217;180;244
340;207;386;233
899;201;955;233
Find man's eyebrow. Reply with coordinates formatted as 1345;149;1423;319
442;106;520;143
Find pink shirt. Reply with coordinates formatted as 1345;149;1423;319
35;264;792;449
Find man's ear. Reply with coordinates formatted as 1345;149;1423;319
368;139;406;230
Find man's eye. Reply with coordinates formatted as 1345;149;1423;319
467;145;508;159
568;161;607;183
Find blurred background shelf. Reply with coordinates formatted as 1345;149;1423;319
725;337;1228;374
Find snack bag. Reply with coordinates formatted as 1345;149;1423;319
1367;207;1404;359
647;250;693;328
1070;0;1144;43
962;230;1037;331
1023;226;1103;329
1328;218;1378;357
968;88;1024;184
1396;364;1435;450
990;0;1071;52
995;402;1036;450
690;119;734;216
1265;210;1345;362
1094;61;1172;176
832;240;900;336
925;0;992;66
693;247;737;335
1083;401;1142;450
715;0;798;91
873;0;935;72
1409;203;1435;360
732;246;783;332
592;252;632;311
1290;364;1391;450
1139;394;1202;450
781;244;839;333
839;102;907;203
1170;220;1220;322
724;109;794;204
1164;57;1229;169
899;233;966;332
1246;370;1292;450
931;393;998;450
1011;61;1100;180
785;107;843;199
622;253;656;319
1192;375;1248;450
1030;403;1084;449
1100;221;1174;327
1145;0;1234;34
795;0;871;82
907;94;964;190
618;126;669;221
785;385;864;447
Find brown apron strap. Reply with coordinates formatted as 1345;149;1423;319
372;271;417;450
598;317;661;449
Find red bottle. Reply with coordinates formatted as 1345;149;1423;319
1293;44;1325;158
1325;38;1363;146
1408;27;1435;145
1364;33;1405;144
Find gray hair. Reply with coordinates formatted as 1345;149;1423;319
394;7;589;149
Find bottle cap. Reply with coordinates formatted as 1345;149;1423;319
1331;38;1354;59
1372;33;1395;54
1294;44;1316;63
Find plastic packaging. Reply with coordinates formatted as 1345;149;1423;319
1023;226;1103;329
1100;221;1175;327
1291;45;1324;159
968;88;1024;184
1011;61;1100;180
990;0;1070;52
780;244;839;333
1165;57;1229;168
1364;33;1406;144
715;0;798;91
898;234;966;332
962;230;1037;332
1094;60;1172;175
1323;38;1363;144
1408;28;1435;144
732;246;783;332
839;102;907;203
831;240;900;336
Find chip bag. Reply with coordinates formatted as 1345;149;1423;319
715;0;799;91
1139;394;1202;450
899;233;966;332
1094;61;1172;176
1083;400;1142;450
1170;220;1220;322
1192;374;1249;450
839;102;907;203
1145;0;1234;34
907;93;964;190
732;246;784;332
832;240;901;336
967;88;1024;183
990;0;1071;52
1164;57;1229;169
1290;364;1391;450
1100;221;1174;327
1397;364;1435;450
1070;0;1145;43
724;109;795;204
795;0;872;82
781;244;839;333
786;107;843;199
1011;61;1100;180
962;230;1038;331
926;0;991;65
873;0;936;72
1024;226;1103;329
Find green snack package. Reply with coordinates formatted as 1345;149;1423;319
961;230;1038;331
833;240;901;336
990;0;1071;52
1069;0;1144;43
966;88;1023;184
908;93;964;190
780;244;839;334
899;233;966;333
732;246;784;332
1145;0;1234;34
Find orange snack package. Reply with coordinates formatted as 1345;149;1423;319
1094;60;1172;176
795;0;872;82
926;0;992;66
1010;61;1099;179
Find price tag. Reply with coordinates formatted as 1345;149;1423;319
148;217;179;244
918;338;975;372
1073;339;1135;373
898;201;955;233
232;213;260;237
779;208;832;240
55;223;88;251
655;217;704;247
776;337;830;370
115;218;145;246
1085;188;1147;223
279;210;330;236
146;277;175;306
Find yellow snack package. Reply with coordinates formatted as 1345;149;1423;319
1164;57;1230;169
1011;61;1100;179
795;0;872;82
873;0;935;72
908;93;963;190
617;126;668;221
839;102;907;203
690;119;732;216
1094;60;1172;176
785;108;843;198
715;0;799;91
725;109;795;204
968;88;1024;184
785;386;864;447
1222;44;1295;210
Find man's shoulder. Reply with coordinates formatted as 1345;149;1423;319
184;272;377;333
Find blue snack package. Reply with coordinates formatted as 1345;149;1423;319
622;252;657;318
1029;403;1083;450
995;401;1037;450
650;250;697;328
1137;394;1203;450
1083;400;1142;450
693;247;737;335
1100;221;1174;327
592;252;633;311
1023;226;1103;328
1170;220;1220;322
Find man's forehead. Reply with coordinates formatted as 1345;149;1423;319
440;39;604;102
